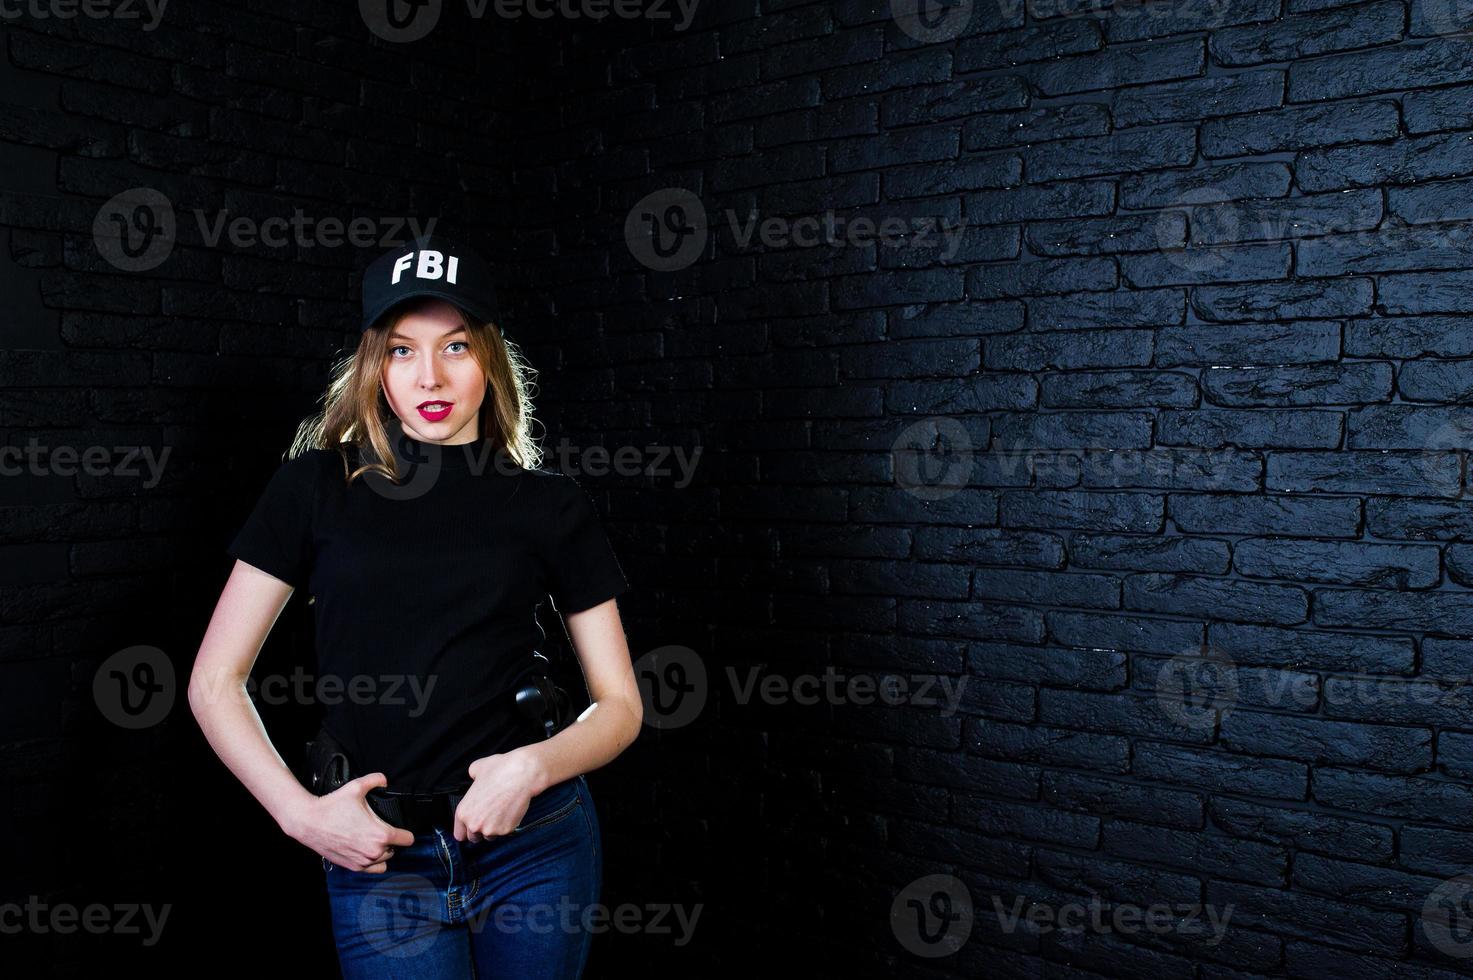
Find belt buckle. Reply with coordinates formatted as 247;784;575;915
396;792;440;833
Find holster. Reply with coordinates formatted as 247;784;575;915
301;725;352;796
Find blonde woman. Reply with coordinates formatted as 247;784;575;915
188;235;640;978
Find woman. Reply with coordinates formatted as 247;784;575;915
188;235;641;979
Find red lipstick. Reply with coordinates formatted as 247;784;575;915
417;399;453;422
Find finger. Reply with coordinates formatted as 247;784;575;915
348;772;389;796
361;861;388;873
368;810;416;845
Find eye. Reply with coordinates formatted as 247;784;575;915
390;345;412;358
446;341;469;354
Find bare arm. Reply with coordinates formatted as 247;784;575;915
190;560;414;871
187;560;319;837
509;596;643;796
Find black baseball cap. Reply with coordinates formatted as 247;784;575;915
360;234;500;333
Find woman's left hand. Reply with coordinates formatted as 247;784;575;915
453;750;543;843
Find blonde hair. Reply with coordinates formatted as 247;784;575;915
286;297;542;483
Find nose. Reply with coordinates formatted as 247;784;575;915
417;356;444;390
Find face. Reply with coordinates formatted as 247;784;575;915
380;300;486;445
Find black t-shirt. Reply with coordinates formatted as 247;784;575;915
225;425;631;793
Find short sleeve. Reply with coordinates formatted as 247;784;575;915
544;476;631;614
226;453;319;589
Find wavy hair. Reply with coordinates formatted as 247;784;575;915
286;297;542;482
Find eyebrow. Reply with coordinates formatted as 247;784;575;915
388;326;468;343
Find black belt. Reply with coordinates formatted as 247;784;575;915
298;659;570;836
366;785;472;835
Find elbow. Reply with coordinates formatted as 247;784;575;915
623;691;644;744
186;667;242;718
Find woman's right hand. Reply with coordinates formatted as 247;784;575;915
289;772;416;873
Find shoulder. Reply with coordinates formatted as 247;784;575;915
525;466;572;484
264;447;348;491
289;447;344;476
522;467;591;513
524;466;584;496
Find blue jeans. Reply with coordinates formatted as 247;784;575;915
324;774;601;979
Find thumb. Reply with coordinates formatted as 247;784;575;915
348;772;388;796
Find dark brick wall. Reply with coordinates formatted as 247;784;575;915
519;1;1473;977
11;0;1473;977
